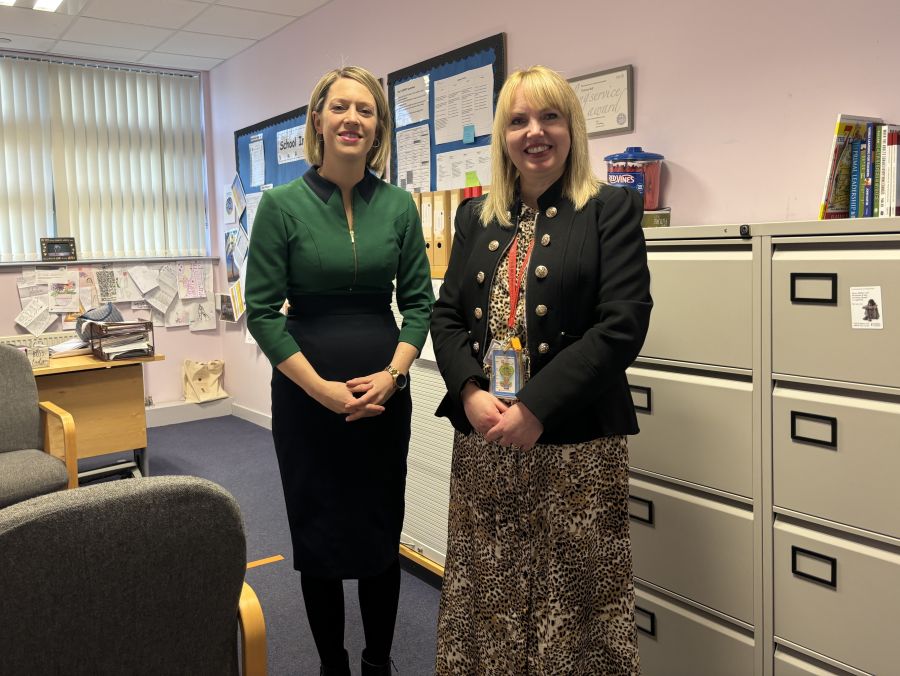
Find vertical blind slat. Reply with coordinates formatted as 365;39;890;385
1;55;206;261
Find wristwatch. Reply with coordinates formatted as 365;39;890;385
384;364;408;390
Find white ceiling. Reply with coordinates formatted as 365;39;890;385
0;0;331;71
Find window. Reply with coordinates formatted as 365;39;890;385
0;54;207;263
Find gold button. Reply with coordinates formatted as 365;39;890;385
535;304;548;317
535;265;548;279
538;342;550;354
541;234;551;246
545;206;558;218
472;341;480;352
474;307;483;320
476;271;485;284
488;240;499;251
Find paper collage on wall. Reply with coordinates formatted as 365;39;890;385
14;260;219;336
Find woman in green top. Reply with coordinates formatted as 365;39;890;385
245;66;433;676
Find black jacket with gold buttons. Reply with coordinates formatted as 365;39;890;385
431;178;652;444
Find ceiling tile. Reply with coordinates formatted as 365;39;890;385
0;33;57;53
141;51;221;71
0;5;75;39
82;0;207;30
215;0;332;17
50;40;148;63
184;5;294;40
155;31;253;59
62;17;173;50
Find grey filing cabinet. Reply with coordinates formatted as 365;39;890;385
628;232;761;675
636;219;900;676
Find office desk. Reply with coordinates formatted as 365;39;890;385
33;354;164;480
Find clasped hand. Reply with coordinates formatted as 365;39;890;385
462;385;543;451
311;371;395;422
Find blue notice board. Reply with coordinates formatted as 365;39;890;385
234;106;309;232
387;33;506;192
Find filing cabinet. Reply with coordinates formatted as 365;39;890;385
628;365;754;497
630;477;754;624
635;584;755;676
774;520;900;675
771;239;900;387
773;647;861;676
637;220;900;676
773;384;900;538
642;243;754;369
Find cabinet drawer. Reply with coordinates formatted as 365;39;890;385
635;585;754;676
772;244;900;386
629;477;754;623
643;247;753;368
774;646;864;676
628;367;753;497
774;520;900;675
773;386;900;538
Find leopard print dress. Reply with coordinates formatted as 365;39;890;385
435;205;641;675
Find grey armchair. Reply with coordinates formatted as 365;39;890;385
0;344;78;507
0;475;267;676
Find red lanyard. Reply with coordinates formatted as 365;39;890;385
507;234;535;329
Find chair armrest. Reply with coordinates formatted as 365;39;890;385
39;401;79;489
238;581;267;676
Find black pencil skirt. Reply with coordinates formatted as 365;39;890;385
270;293;411;579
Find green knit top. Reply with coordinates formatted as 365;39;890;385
245;168;434;366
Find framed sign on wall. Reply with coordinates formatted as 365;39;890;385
569;64;634;137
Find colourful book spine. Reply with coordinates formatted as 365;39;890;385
849;139;861;218
879;124;890;216
873;124;882;217
888;127;900;216
864;122;875;217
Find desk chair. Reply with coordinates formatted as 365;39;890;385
0;475;267;676
0;344;77;507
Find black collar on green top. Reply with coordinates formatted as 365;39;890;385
303;166;379;205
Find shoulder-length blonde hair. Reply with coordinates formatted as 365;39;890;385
481;65;600;227
304;66;391;176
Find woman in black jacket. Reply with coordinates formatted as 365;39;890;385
431;65;652;675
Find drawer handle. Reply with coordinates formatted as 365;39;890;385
791;546;837;588
635;605;657;637
628;496;654;525
630;385;652;413
790;411;838;449
790;272;837;304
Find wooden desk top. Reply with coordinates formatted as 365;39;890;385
33;354;165;376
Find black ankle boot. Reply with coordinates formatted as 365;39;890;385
320;648;351;676
361;650;395;675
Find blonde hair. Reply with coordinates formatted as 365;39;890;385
481;65;600;227
304;66;391;176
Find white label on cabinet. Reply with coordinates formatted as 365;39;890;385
850;286;884;329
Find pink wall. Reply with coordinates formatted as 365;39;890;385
209;0;900;418
5;0;899;410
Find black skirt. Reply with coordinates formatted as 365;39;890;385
270;293;411;579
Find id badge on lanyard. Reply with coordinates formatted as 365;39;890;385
488;225;534;400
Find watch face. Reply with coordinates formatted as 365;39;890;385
395;372;408;389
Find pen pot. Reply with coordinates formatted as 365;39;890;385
604;146;665;210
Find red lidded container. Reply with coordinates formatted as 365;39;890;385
604;146;664;210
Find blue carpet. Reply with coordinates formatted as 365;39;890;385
145;415;440;676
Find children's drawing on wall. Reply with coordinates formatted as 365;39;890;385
95;265;120;303
190;293;217;332
78;267;100;310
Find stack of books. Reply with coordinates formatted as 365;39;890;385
83;321;155;361
819;114;900;219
